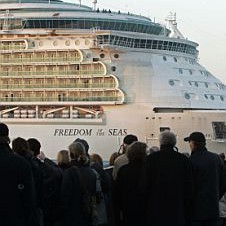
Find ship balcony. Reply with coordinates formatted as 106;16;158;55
0;69;106;77
0;44;26;51
0;83;117;89
0;57;81;64
0;96;124;103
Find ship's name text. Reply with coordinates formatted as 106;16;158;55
54;128;127;137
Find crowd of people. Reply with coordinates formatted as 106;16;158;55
1;122;226;226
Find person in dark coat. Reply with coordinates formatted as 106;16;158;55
184;132;226;226
0;123;36;226
27;138;62;226
145;131;193;226
61;141;96;226
116;141;147;226
12;137;44;226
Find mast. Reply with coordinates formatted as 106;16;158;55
93;0;97;11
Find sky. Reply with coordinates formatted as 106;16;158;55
67;0;226;84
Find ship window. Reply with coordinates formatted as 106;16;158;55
194;82;198;87
169;80;175;86
114;53;119;59
179;68;183;74
100;53;105;58
184;93;190;99
189;70;193;75
220;96;224;101
212;122;226;139
163;56;167;61
39;41;43;47
111;66;116;72
160;127;170;132
75;40;80;45
85;39;90;45
53;40;58;46
188;81;192;86
210;95;215;100
65;40;70;46
204;94;208;99
173;57;177;63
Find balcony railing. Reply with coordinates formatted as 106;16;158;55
0;82;116;89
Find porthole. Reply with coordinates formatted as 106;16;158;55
169;80;175;86
204;94;208;99
39;41;43;47
184;93;191;100
220;96;224;101
65;40;70;46
179;68;183;74
85;39;90;45
163;56;167;61
173;57;177;63
210;95;214;100
100;53;105;58
53;40;58;46
75;40;80;45
114;53;119;59
111;66;116;72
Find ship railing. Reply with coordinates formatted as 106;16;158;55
0;70;106;76
0;44;26;51
0;96;123;102
0;57;81;64
0;83;116;89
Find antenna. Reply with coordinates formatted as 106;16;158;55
78;0;81;6
93;0;97;11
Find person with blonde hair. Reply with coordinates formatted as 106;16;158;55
61;142;96;226
57;150;70;170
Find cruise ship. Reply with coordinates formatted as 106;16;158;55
0;0;225;159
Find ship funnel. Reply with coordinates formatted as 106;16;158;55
165;12;184;39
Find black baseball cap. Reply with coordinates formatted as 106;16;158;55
184;132;206;143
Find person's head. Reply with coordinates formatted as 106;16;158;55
12;137;30;156
109;152;120;166
159;131;177;149
57;150;70;166
148;146;160;155
184;132;206;152
74;138;89;154
119;134;138;154
0;123;10;144
127;141;147;164
27;138;41;157
220;153;225;161
69;142;88;164
90;153;103;168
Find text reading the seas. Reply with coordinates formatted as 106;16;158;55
54;129;128;137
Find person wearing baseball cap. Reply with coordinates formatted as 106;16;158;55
184;131;226;226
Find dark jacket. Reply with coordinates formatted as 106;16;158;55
190;147;226;220
61;160;96;226
116;162;146;226
34;157;62;226
145;147;193;226
0;143;36;226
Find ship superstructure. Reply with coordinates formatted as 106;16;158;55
0;0;225;158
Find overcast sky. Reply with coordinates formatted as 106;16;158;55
67;0;226;84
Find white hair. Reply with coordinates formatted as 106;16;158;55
159;131;177;147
